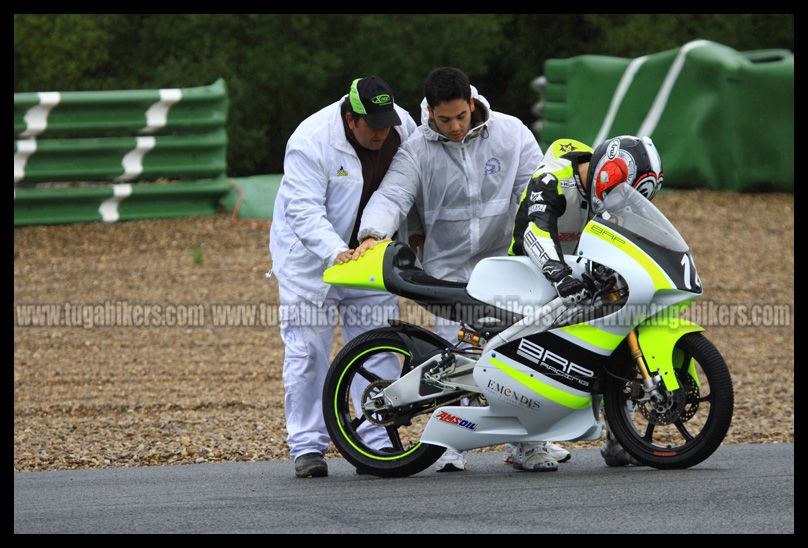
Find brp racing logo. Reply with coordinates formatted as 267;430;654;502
436;410;478;430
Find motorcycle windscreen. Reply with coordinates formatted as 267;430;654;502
322;240;391;291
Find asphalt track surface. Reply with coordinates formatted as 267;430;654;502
14;443;794;534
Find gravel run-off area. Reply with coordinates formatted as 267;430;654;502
14;189;793;471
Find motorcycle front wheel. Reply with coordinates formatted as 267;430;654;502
322;327;450;477
603;332;734;469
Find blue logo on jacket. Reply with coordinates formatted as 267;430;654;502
485;157;501;175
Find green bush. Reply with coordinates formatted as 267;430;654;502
14;14;793;176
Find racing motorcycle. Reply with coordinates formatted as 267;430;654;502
321;182;733;477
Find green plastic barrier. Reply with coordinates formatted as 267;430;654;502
535;41;793;191
15;129;227;183
220;174;282;221
13;78;227;137
14;176;229;226
14;80;230;225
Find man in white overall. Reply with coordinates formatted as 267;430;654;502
269;76;417;477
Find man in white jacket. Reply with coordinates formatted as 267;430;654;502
269;76;417;478
352;67;569;472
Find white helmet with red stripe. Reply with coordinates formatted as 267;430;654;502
587;135;663;210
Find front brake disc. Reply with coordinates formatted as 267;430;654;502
637;386;687;425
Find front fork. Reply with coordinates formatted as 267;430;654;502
601;284;664;403
626;329;665;405
603;282;666;403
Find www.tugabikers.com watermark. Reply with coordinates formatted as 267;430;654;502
14;300;793;329
15;301;207;328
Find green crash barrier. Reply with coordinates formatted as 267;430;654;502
534;41;793;191
14;129;227;183
13;78;227;138
14;80;230;225
14;176;229;226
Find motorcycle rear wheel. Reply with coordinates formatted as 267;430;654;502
322;327;448;477
603;332;734;469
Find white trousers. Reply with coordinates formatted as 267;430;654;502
278;283;401;459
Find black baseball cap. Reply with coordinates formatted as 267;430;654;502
348;76;402;129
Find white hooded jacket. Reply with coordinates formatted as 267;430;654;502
358;88;543;282
269;97;417;305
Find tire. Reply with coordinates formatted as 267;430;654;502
603;332;734;469
322;327;447;477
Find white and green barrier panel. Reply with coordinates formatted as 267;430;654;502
532;40;793;191
14;177;230;225
14;78;227;138
14;79;230;226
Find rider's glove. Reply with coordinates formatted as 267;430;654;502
554;275;589;305
542;260;589;305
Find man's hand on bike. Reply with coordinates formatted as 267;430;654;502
333;249;355;265
351;237;382;260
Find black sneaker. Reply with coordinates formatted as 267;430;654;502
295;453;328;478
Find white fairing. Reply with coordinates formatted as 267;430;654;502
420;350;602;451
466;255;587;314
425;223;687;451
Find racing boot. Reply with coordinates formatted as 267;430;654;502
600;427;641;467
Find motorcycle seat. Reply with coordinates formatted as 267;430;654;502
384;242;518;331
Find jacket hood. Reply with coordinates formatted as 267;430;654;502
419;85;492;144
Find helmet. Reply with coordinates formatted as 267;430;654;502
587;135;663;208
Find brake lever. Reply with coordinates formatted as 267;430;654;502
581;272;598;294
